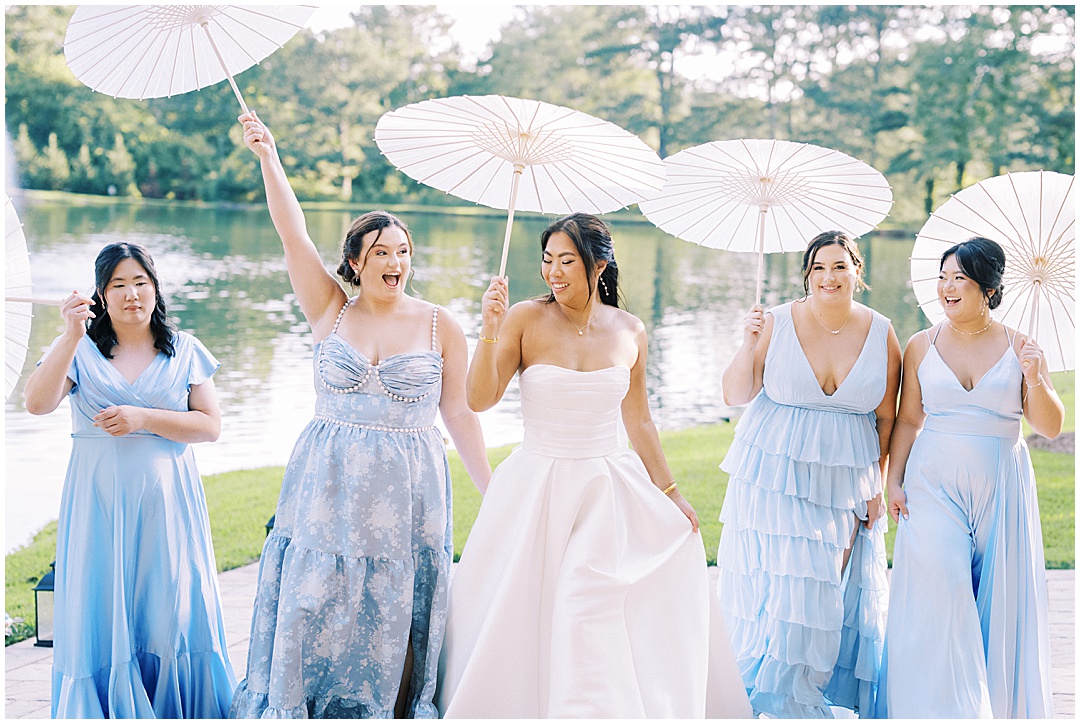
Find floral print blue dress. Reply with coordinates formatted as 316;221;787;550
231;302;452;719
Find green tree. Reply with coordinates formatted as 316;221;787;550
104;133;137;196
69;143;99;194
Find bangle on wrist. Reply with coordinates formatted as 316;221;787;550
661;481;677;496
479;334;498;344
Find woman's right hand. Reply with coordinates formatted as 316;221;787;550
480;276;509;337
239;110;277;160
60;290;95;339
669;491;700;533
742;304;765;347
887;481;908;523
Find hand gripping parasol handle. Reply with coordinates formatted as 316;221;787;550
199;21;250;114
5;296;60;306
497;166;525;279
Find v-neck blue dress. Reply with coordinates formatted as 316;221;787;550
231;303;452;719
881;328;1053;717
50;332;236;718
716;301;890;718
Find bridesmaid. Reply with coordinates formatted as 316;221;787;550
716;230;901;717
231;111;491;718
883;237;1063;717
24;242;235;717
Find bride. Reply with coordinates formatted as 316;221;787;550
436;212;747;718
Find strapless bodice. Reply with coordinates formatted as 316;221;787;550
518;364;630;459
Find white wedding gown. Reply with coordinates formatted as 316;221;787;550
437;364;749;718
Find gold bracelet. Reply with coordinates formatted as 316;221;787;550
478;335;498;344
661;481;677;496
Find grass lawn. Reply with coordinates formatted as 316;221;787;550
7;374;1073;644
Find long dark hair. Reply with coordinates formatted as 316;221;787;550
336;210;414;286
540;212;621;308
801;229;869;295
88;242;175;358
940;236;1006;310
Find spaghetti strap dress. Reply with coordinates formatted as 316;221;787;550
231;302;453;719
50;331;235;718
716;302;890;718
881;327;1053;718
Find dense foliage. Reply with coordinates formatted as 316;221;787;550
5;5;1074;225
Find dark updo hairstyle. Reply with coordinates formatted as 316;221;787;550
939;236;1006;310
540;212;622;308
801;229;869;295
88;242;175;359
336;211;414;286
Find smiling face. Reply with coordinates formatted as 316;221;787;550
938;253;987;320
805;243;858;304
353;224;412;300
101;257;157;328
541;231;605;306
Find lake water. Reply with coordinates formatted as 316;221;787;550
4;195;928;551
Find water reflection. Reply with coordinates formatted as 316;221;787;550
5;195;926;550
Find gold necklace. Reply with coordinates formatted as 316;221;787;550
948;319;993;335
809;298;853;335
555;301;596;336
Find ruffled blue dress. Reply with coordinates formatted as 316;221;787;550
716;302;890;718
881;327;1053;718
50;332;236;718
231;303;452;719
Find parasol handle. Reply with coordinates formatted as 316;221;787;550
5;297;61;306
497;166;524;278
200;21;249;114
1026;280;1041;339
754;204;768;305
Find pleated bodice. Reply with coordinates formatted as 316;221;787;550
518;364;628;459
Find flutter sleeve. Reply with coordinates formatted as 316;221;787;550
180;332;220;388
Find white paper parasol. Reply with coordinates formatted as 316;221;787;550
6;197;34;400
638;138;893;303
63;5;316;112
374;95;667;276
911;170;1074;372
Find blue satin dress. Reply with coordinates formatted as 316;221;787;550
231;303;452;719
881;328;1053;718
716;302;890;718
50;332;236;718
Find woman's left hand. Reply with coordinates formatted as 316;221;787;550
668;491;700;533
863;492;884;529
1018;337;1046;386
93;405;145;436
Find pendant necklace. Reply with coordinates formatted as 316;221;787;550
556;301;595;335
809;298;853;335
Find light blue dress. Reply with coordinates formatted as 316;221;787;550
50;332;236;718
716;302;890;718
231;302;452;719
881;327;1053;718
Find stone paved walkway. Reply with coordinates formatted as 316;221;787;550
5;566;1074;718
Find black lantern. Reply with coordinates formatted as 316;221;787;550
265;514;275;537
32;561;55;648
